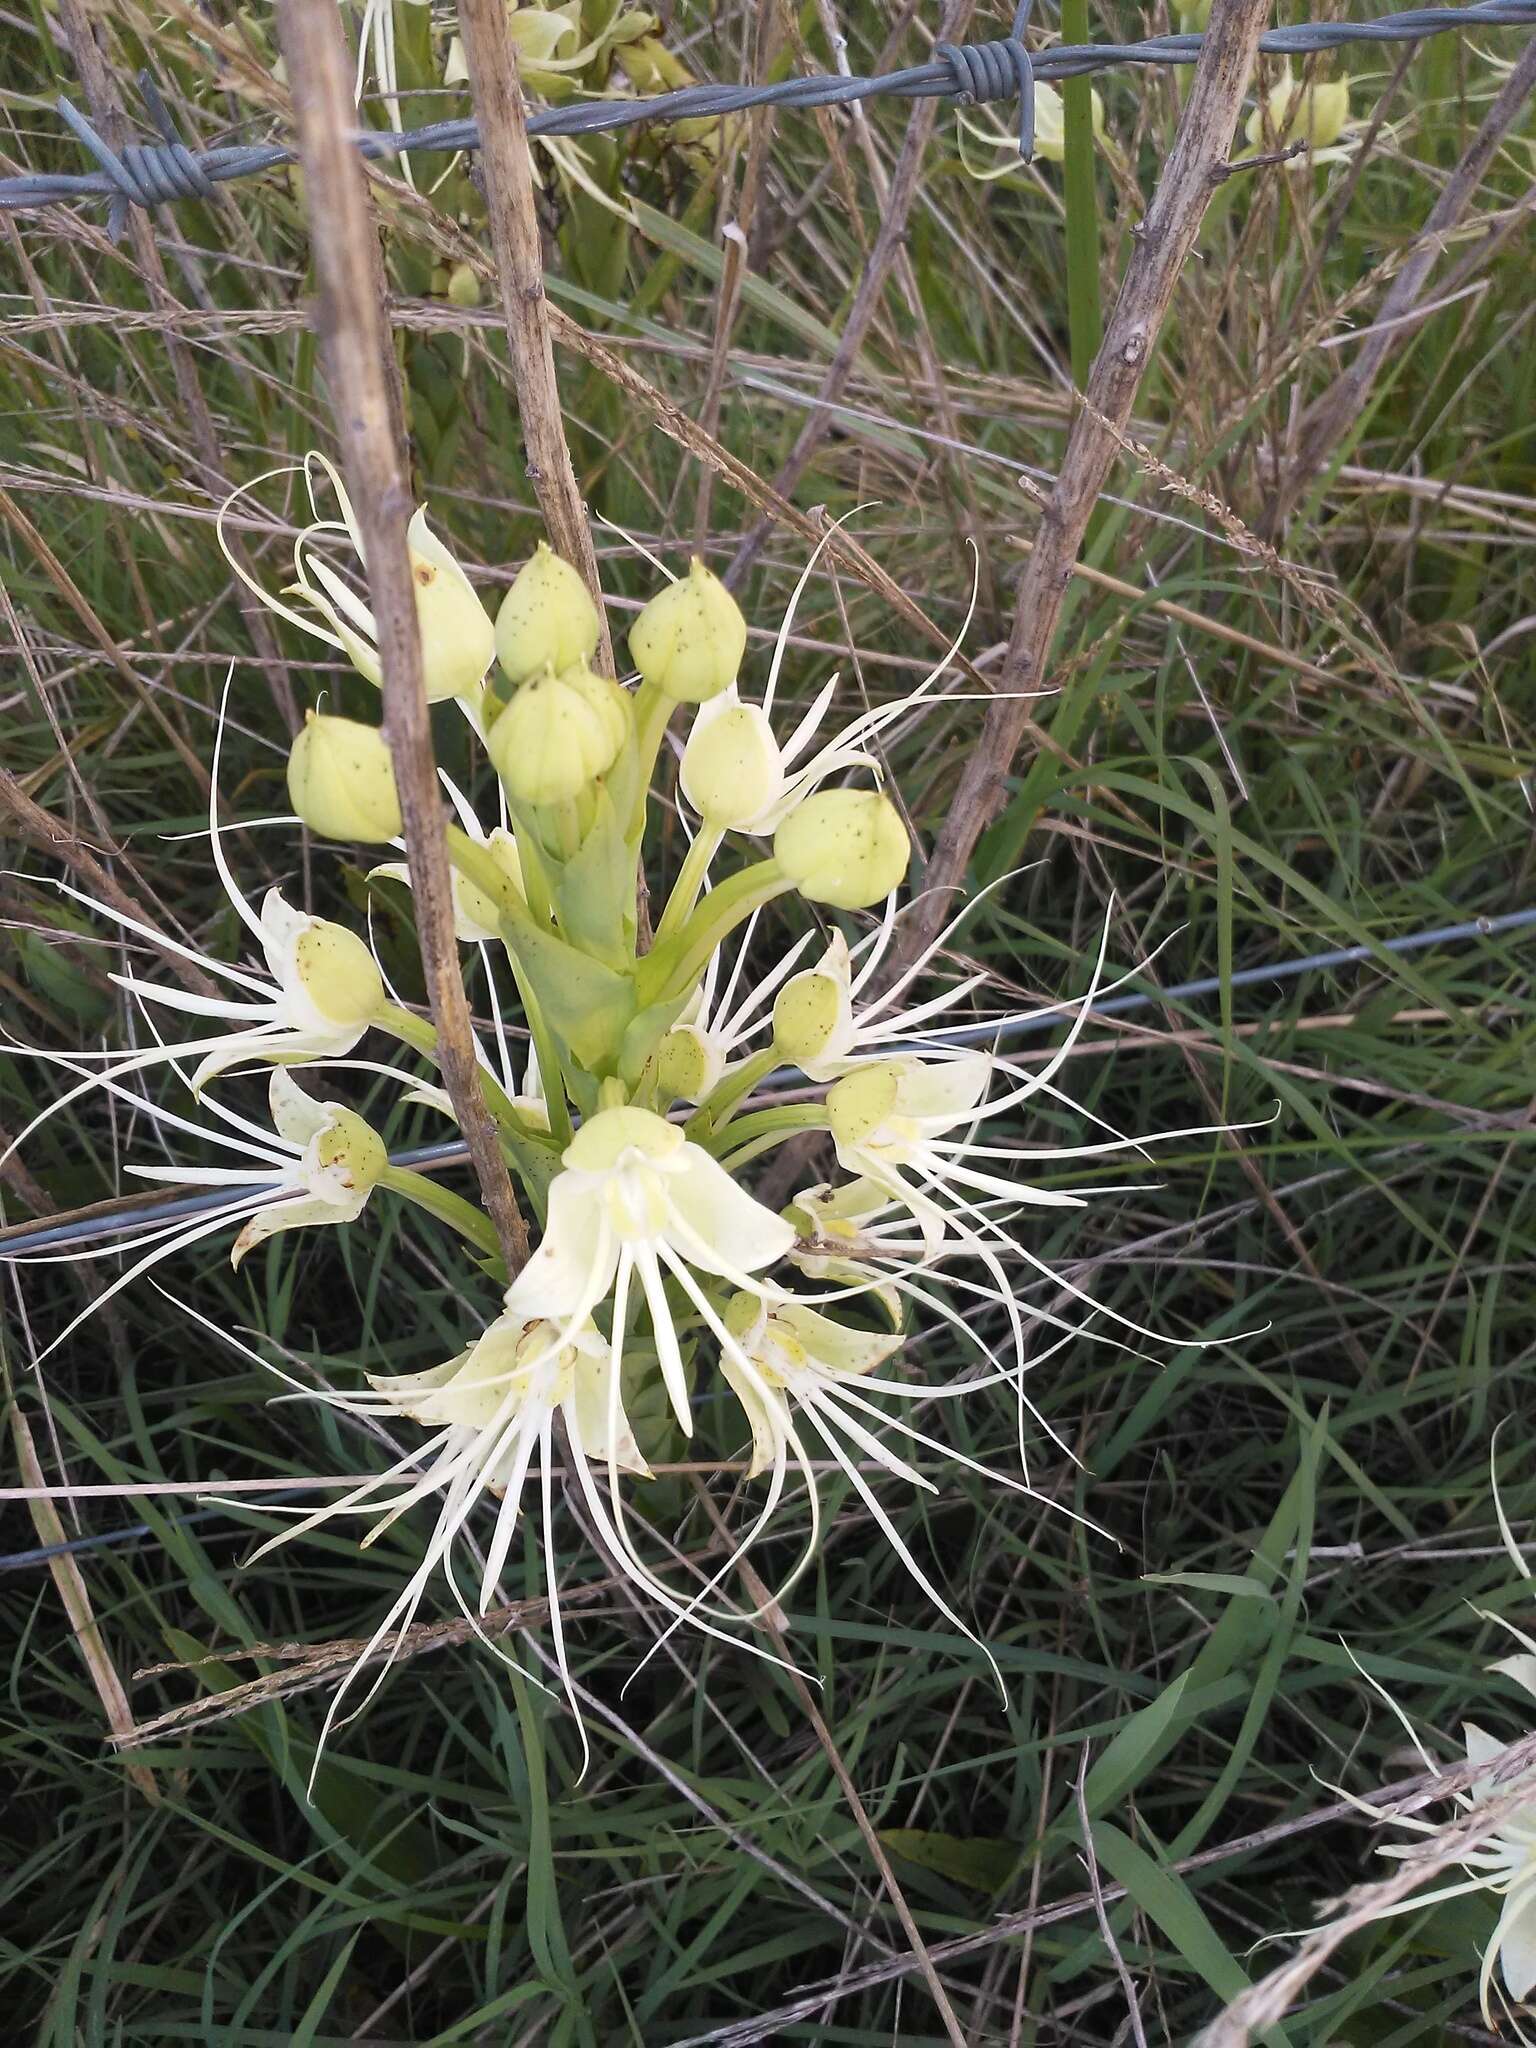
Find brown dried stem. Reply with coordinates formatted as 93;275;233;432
883;0;1275;980
273;0;528;1275
455;0;611;668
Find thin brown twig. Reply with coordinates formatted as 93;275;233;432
881;0;1276;985
274;0;528;1275
1196;1729;1536;2047
456;0;610;667
677;1729;1536;2048
50;0;299;734
0;766;219;999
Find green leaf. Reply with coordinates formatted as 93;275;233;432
1080;1672;1192;1821
553;786;633;970
504;905;635;1074
1088;1821;1271;2019
879;1830;1016;1893
1141;1572;1276;1601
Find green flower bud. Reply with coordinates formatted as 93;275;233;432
487;666;625;806
1031;83;1106;164
629;557;746;703
312;1105;388;1191
772;966;847;1066
825;1063;900;1150
446;262;481;308
558;657;634;760
495;541;601;687
655;1023;725;1105
773;789;909;910
287;711;402;843
1173;0;1211;30
291;921;386;1029
680;699;784;827
1245;70;1350;153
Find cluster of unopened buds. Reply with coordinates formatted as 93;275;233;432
8;457;1224;1761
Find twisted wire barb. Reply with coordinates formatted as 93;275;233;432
4;0;1533;238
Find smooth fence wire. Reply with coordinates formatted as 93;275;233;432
3;903;1533;1260
2;0;1534;239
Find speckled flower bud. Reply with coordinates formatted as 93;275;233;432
773;789;909;910
629;558;746;703
494;542;601;687
287;712;402;843
488;666;624;806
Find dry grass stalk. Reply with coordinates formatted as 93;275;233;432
273;0;529;1274
455;0;612;667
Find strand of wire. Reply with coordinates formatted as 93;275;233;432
2;902;1531;1260
3;0;1533;239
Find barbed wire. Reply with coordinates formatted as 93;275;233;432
2;901;1532;1260
2;0;1532;240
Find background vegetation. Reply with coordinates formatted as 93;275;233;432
3;1;1535;2040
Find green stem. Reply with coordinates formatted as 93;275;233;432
379;1164;500;1259
711;1103;829;1173
626;678;674;843
637;860;794;1010
444;828;575;1145
688;1045;780;1140
1060;0;1102;393
654;823;722;946
376;1002;542;1143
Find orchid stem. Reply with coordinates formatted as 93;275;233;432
380;1164;500;1258
654;824;722;946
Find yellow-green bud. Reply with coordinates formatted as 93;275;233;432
287;712;401;843
655;1024;725;1105
680;700;783;827
629;557;746;703
1246;71;1350;153
312;1105;388;1191
826;1063;900;1149
292;921;386;1028
565;1103;683;1173
446;262;480;308
772;967;847;1066
1173;0;1211;29
405;508;497;702
558;658;634;760
495;541;601;687
773;789;909;910
487;666;625;805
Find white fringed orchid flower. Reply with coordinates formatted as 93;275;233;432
1244;67;1355;164
2;1064;386;1364
220;455;495;705
12;510;1251;1753
1338;1627;1536;2026
503;1104;795;1436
